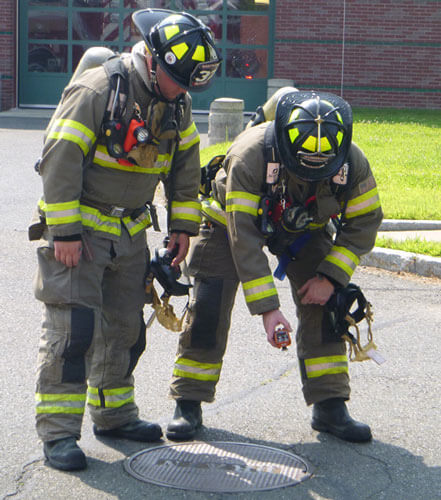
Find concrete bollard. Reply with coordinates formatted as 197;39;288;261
267;78;295;100
208;97;244;146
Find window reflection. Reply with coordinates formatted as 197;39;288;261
28;10;68;40
73;12;120;41
73;0;119;6
226;48;267;79
124;14;142;42
28;44;67;72
125;0;269;8
205;0;269;10
29;0;67;5
123;0;173;7
25;0;270;80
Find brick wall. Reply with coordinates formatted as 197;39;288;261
0;0;16;111
275;0;441;108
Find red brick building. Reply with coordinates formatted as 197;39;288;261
1;0;440;111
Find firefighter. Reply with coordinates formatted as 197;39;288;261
29;9;221;471
167;90;383;443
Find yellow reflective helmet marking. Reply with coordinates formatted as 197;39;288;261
164;24;180;40
171;42;189;60
302;135;332;152
288;127;300;143
336;131;343;145
192;45;205;62
289;108;300;122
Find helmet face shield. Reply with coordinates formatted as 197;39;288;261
133;9;221;92
275;91;353;181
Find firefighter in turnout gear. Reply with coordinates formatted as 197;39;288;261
167;90;383;442
30;8;220;471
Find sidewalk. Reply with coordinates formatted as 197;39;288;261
1;108;440;279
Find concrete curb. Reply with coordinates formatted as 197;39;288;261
380;219;441;231
362;247;441;278
367;219;441;278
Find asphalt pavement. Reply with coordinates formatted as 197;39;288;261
0;114;440;500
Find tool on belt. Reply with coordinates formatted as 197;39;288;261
325;283;385;364
145;237;192;332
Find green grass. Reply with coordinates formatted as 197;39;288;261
200;108;441;256
352;107;441;220
375;237;441;257
200;141;231;166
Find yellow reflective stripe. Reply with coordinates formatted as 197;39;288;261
36;406;85;414
123;212;152;236
345;187;381;219
324;245;359;278
154;153;173;174
243;275;277;304
87;386;134;408
103;395;134;408
94;145;169;174
171;200;202;223
178;122;200;151
39;199;150;237
35;393;86;414
39;198;82;225
48;118;96;156
309;222;327;230
173;357;222;382
80;205;121;236
304;355;348;378
36;393;86;401
201;198;227;226
226;191;260;216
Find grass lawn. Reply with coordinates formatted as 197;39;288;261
200;108;441;256
352;107;441;221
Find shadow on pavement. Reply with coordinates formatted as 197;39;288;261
74;427;440;500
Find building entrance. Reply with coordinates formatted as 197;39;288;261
19;0;274;111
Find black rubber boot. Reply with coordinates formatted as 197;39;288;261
166;400;202;441
311;398;372;442
93;418;163;442
43;437;87;471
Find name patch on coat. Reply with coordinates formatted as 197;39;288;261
332;164;348;185
266;162;280;185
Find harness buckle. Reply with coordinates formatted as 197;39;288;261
109;206;125;218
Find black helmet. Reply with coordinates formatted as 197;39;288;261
274;90;352;181
132;8;221;92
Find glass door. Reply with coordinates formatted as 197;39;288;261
19;0;274;110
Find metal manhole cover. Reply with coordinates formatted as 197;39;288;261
124;441;311;493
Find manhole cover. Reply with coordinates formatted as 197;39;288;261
124;441;311;493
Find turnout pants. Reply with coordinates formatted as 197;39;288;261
169;224;350;406
34;227;148;442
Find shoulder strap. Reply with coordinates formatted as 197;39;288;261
333;148;353;236
263;121;281;193
102;55;129;121
100;55;130;158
